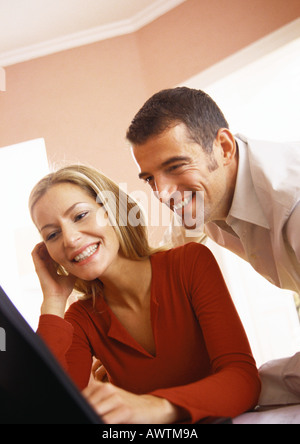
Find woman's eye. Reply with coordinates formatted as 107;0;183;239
46;231;58;241
74;211;88;222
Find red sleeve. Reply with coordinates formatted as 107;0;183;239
37;314;73;369
151;243;261;423
37;312;92;390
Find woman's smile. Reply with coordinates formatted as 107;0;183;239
72;242;100;264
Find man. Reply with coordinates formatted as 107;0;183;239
126;87;300;294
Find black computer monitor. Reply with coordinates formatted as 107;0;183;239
0;285;102;424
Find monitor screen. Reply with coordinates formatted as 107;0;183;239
0;285;102;424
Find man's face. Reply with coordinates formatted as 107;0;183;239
131;123;230;229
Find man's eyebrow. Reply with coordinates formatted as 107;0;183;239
138;156;191;180
161;156;191;167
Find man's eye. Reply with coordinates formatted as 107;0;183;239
167;164;184;172
144;176;153;184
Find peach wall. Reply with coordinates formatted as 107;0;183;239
137;0;300;91
0;33;147;188
0;0;299;244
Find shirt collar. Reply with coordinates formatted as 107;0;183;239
226;134;270;229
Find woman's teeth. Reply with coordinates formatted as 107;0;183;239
74;244;99;262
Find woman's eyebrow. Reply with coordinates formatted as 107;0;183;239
40;223;57;233
40;202;86;232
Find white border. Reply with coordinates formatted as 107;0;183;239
0;0;186;66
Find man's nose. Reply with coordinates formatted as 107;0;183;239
153;176;178;205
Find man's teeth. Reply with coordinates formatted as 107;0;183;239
74;244;99;262
174;196;193;211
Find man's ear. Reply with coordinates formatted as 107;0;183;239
215;128;236;166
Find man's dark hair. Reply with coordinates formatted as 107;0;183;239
126;87;229;153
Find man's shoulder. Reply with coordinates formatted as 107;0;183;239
236;134;300;163
237;134;300;207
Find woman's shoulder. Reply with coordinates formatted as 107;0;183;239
65;296;95;321
151;242;214;274
152;241;212;261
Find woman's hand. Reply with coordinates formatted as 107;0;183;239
82;380;185;424
32;242;76;317
92;359;109;383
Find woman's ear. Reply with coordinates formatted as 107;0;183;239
215;128;237;166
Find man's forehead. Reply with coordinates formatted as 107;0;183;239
132;125;189;155
132;141;200;172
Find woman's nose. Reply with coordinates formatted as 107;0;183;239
62;225;81;248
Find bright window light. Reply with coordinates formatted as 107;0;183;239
0;139;49;329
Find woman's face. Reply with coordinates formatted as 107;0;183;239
32;182;121;282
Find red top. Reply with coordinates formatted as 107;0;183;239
37;243;260;423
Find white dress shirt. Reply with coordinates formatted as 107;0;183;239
165;135;300;294
206;135;300;293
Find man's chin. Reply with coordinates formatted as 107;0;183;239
174;213;204;233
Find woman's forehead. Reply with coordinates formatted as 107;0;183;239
32;182;97;222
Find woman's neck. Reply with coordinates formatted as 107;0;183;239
100;256;152;310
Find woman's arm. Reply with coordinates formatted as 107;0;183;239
33;242;93;388
150;244;261;423
82;380;187;424
37;310;93;390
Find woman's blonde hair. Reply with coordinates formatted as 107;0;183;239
29;164;158;301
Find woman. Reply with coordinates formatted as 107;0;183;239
30;164;260;424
